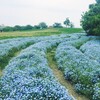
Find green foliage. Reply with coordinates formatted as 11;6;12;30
64;18;74;28
38;22;48;29
81;0;100;36
64;18;70;27
53;23;63;28
14;25;22;31
3;26;14;32
0;24;5;32
96;0;100;3
3;25;34;32
70;22;74;28
22;25;33;30
34;25;40;29
2;23;47;32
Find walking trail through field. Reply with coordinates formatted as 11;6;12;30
47;48;89;100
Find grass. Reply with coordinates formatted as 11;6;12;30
0;50;21;77
58;28;84;33
0;28;83;39
0;50;21;76
47;48;89;100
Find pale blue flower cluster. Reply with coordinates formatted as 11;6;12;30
0;36;74;100
55;36;100;99
93;83;100;100
0;34;74;63
80;40;100;63
0;37;40;62
0;33;91;100
80;39;100;100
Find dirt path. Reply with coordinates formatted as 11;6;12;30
47;48;89;100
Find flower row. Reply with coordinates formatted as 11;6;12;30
0;38;74;100
80;39;100;63
55;37;100;100
0;32;85;61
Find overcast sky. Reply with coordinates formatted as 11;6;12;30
0;0;96;27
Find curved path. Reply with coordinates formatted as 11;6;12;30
47;48;89;100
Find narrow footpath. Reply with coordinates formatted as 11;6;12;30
47;48;89;100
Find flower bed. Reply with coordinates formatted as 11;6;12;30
0;38;74;99
80;40;100;63
55;37;100;99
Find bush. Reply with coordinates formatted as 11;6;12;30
81;0;100;36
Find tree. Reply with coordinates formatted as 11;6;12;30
0;24;5;32
13;25;33;31
24;25;33;30
81;0;100;36
53;23;63;28
96;0;100;3
14;25;22;31
38;22;48;29
3;26;14;32
69;22;74;28
63;18;70;27
34;25;40;29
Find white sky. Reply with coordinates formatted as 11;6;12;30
0;0;96;27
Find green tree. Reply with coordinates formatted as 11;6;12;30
0;24;5;32
96;0;100;3
24;25;33;30
53;23;63;28
38;22;48;29
64;18;70;27
34;25;40;29
3;26;14;32
81;0;100;35
14;25;22;31
69;22;74;28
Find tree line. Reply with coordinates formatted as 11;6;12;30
0;18;74;32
